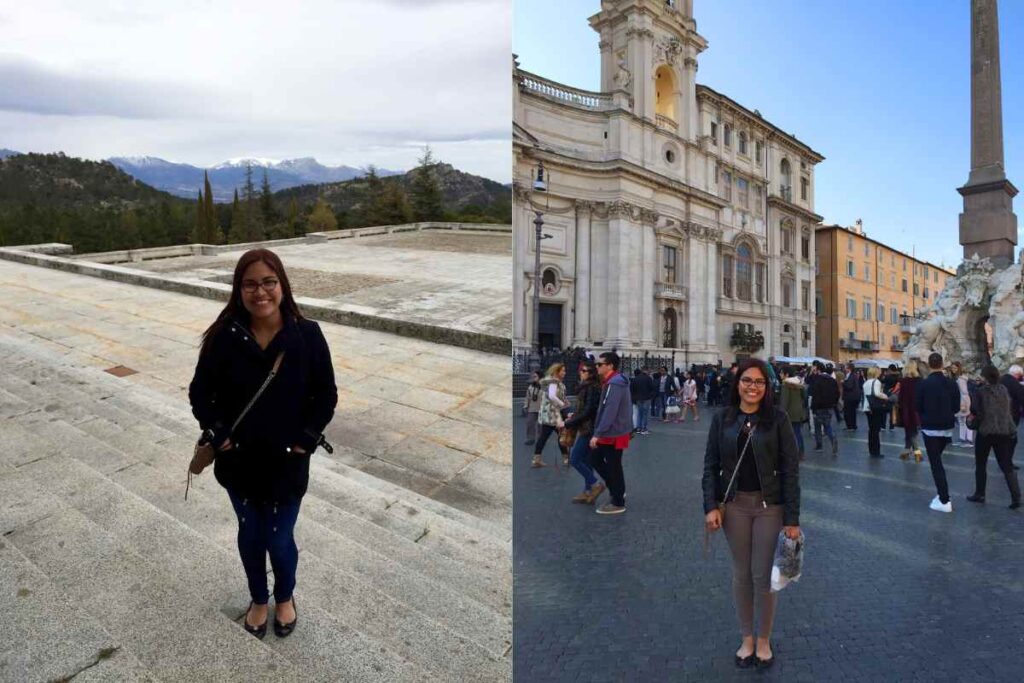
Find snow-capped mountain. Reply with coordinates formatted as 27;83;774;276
108;156;402;202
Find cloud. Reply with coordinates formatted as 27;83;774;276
0;56;236;119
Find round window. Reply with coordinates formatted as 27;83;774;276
665;149;676;163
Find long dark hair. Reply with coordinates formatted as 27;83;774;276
199;248;304;355
578;360;598;388
723;358;777;429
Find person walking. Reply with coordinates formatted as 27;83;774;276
589;352;632;514
915;352;961;513
966;365;1022;508
657;367;680;421
702;359;801;670
862;367;888;458
807;362;839;456
999;364;1024;470
842;364;862;431
564;360;605;504
189;248;338;640
779;367;808;460
707;372;721;407
950;363;975;446
532;363;570;468
882;365;900;430
897;363;923;462
630;368;655;435
680;372;700;422
524;371;543;445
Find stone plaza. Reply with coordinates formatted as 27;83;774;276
513;412;1024;682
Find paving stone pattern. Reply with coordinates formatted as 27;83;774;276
0;260;510;682
513;410;1024;682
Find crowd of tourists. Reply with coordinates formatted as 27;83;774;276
523;353;1024;515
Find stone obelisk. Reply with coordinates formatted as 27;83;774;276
958;0;1018;268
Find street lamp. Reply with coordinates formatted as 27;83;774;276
531;162;552;357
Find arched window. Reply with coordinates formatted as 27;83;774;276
738;131;748;155
736;243;753;301
780;158;792;199
541;268;559;295
654;65;678;124
663;308;677;348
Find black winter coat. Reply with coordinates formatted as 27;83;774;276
565;382;600;436
702;407;801;526
914;371;959;431
188;315;338;502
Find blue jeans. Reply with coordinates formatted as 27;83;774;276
652;393;666;418
227;489;302;604
633;400;651;431
791;422;805;454
813;408;836;447
570;434;598;491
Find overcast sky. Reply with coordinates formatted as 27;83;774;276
0;0;511;182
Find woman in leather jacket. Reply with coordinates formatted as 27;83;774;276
702;359;801;670
189;249;337;640
564;360;604;504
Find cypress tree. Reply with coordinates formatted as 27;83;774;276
228;188;244;243
203;171;222;243
191;190;204;243
260;170;276;228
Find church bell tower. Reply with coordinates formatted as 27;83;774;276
589;0;707;140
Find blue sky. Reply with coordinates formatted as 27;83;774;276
514;0;1024;268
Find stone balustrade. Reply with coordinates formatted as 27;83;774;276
518;71;615;110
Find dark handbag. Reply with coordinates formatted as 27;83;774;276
186;351;285;499
866;380;889;412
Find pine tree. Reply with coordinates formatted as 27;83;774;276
410;146;444;221
259;170;276;228
240;163;264;242
307;197;337;232
287;197;301;237
364;166;385;226
379;182;412;225
228;188;245;243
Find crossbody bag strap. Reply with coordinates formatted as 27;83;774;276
722;421;754;503
229;350;285;435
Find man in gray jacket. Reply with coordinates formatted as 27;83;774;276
589;351;633;514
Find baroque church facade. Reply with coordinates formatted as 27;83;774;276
513;0;824;364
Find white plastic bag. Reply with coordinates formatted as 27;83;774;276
770;529;804;592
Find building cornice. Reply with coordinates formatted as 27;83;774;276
815;224;958;275
767;195;824;223
697;84;825;163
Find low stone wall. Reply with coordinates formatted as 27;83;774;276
0;243;510;355
70;222;511;264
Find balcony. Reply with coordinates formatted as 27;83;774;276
890;343;905;352
839;338;880;352
656;114;678;133
899;314;922;335
655;281;688;301
779;185;793;202
519;71;616;111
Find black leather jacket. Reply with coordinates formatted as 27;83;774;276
701;407;801;526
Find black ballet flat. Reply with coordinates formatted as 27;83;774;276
755;655;775;670
735;654;755;668
274;598;298;638
243;601;267;640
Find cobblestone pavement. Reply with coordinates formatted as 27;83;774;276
513;407;1024;682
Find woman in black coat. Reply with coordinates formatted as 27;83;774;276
564;360;604;504
189;248;337;640
702;359;801;670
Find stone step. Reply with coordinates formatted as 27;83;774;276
306;463;509;580
314;453;511;543
37;452;508;679
1;474;294;682
0;539;158;683
16;454;434;683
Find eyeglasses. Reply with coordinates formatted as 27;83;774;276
739;377;767;388
241;278;279;294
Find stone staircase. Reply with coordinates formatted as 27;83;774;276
0;335;511;682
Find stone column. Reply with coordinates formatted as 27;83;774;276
683;56;699;143
959;0;1018;267
704;230;721;359
686;225;706;350
640;212;657;346
573;201;592;344
512;186;530;345
605;208;632;346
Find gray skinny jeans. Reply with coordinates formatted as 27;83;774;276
723;491;784;638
